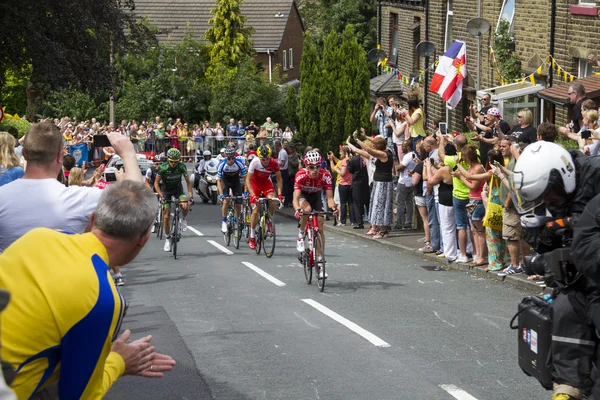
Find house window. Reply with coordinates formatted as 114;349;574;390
412;17;421;73
444;1;453;49
289;48;293;69
497;0;516;32
578;58;593;78
389;13;399;66
579;0;595;4
283;50;287;71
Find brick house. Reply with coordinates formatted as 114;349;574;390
132;0;305;83
375;0;600;132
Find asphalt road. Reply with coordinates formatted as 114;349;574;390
103;195;550;400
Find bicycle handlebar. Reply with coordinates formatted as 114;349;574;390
299;210;335;216
259;197;283;209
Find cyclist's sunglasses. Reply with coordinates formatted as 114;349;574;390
307;165;320;170
226;156;235;161
167;158;180;163
260;157;270;161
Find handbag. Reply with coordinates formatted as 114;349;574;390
482;178;503;231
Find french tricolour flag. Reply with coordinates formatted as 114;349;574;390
429;41;467;109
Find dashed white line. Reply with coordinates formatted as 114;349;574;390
301;299;390;347
207;240;234;255
439;384;478;400
241;262;286;287
187;225;204;236
433;311;456;328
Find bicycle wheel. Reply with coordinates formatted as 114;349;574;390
314;233;325;291
157;209;164;240
263;214;276;258
223;215;232;247
255;216;263;255
303;233;312;284
243;205;251;241
234;219;242;249
171;209;179;259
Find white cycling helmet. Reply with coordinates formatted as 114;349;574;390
203;150;211;157
220;148;226;154
511;141;576;213
303;150;322;166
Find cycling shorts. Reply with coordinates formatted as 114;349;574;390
222;179;243;198
299;191;323;212
251;180;274;198
162;184;186;208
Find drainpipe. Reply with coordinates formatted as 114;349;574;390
267;49;272;83
549;0;556;88
378;0;382;75
424;0;429;122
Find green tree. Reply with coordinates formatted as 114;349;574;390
209;58;284;125
1;68;29;116
0;0;158;120
205;0;255;77
339;25;371;138
284;86;299;131
43;88;102;121
298;32;321;147
493;19;521;83
318;31;343;152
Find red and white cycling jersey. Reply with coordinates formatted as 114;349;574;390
248;157;280;184
294;168;333;194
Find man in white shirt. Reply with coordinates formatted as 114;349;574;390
0;122;142;254
275;140;290;205
394;140;417;230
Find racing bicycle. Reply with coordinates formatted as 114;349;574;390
254;197;282;258
163;198;192;259
154;194;164;240
222;196;245;249
298;211;332;292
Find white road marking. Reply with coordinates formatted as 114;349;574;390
439;384;478;400
434;311;456;328
207;240;234;255
241;262;286;287
301;299;390;347
187;225;204;236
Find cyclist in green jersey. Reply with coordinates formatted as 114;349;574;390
154;148;193;251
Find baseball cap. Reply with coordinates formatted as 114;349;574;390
487;108;502;119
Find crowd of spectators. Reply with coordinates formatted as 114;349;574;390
53;115;294;166
330;83;597;283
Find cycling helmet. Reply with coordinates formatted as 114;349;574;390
220;148;226;154
303;150;322;166
167;148;181;160
224;147;236;158
257;144;272;159
511;141;576;212
203;150;212;157
154;154;165;163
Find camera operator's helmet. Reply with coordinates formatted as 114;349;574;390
304;150;322;167
203;150;211;157
154;154;165;163
257;145;272;159
224;147;236;158
511;141;576;213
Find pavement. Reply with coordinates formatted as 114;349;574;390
103;199;549;400
275;206;550;295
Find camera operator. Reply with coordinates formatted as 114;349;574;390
370;97;394;149
511;141;600;400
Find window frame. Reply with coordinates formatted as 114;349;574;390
283;50;287;71
289;48;293;69
496;0;516;33
578;58;593;78
389;13;399;67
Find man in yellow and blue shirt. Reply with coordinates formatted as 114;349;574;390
0;181;175;399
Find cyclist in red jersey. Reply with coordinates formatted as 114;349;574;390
245;144;284;249
293;150;337;274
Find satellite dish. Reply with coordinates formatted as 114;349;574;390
466;17;491;36
367;48;387;63
416;41;436;57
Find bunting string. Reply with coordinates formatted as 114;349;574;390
489;47;579;86
381;60;440;87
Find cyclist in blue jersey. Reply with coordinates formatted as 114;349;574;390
217;147;248;232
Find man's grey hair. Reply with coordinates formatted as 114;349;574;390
571;82;585;96
274;140;282;148
94;181;157;239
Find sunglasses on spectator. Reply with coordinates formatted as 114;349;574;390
517;115;523;118
568;91;575;96
307;165;320;170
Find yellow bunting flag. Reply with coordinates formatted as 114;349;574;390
546;56;551;63
557;65;561;75
530;74;536;85
570;75;574;82
537;66;543;75
564;71;568;82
